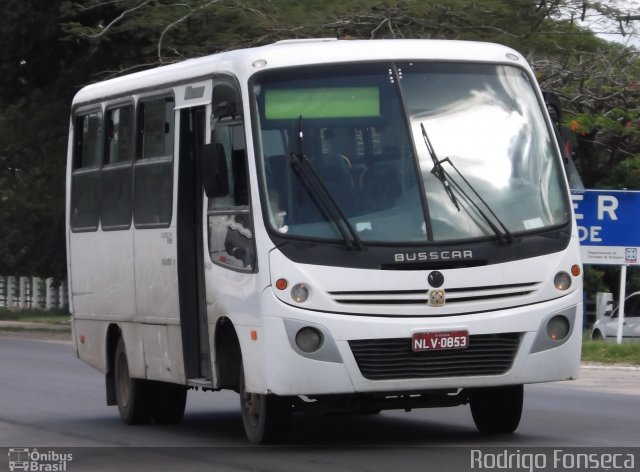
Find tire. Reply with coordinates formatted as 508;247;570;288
114;337;153;425
239;365;292;444
592;330;604;341
470;385;523;434
152;381;187;424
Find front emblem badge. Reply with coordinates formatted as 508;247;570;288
428;271;444;288
428;289;446;307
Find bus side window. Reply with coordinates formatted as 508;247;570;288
70;110;102;232
101;104;134;230
133;95;175;228
207;117;255;271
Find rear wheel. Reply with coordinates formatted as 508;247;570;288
239;365;292;444
114;337;153;425
470;385;523;434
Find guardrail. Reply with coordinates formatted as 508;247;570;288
0;276;68;310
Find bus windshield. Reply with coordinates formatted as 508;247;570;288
252;62;570;244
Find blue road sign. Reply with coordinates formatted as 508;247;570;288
571;189;640;265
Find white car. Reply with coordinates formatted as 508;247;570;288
592;291;640;342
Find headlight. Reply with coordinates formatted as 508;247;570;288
554;272;571;291
291;283;310;303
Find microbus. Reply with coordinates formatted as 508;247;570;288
66;38;583;443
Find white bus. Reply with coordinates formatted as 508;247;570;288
66;38;583;444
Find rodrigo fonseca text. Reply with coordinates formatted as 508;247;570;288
470;449;635;471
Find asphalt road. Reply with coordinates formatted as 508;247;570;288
1;337;638;471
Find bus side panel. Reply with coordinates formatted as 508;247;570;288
73;320;146;379
133;228;180;321
74;319;109;373
64;122;75;318
141;323;186;383
69;230;136;318
203;263;263;389
119;322;146;378
133;227;185;381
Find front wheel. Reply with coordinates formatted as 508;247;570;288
592;329;604;341
239;365;292;444
470;385;523;434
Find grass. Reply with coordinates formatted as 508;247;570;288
0;326;71;333
582;338;640;366
0;307;70;324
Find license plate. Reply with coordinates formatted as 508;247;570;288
412;330;469;352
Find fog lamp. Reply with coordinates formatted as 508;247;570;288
547;315;570;341
295;327;323;353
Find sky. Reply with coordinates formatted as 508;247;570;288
573;0;640;48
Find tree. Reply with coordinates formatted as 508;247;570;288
0;0;72;279
0;92;68;278
2;0;640;286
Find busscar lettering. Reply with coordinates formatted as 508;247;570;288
394;250;473;263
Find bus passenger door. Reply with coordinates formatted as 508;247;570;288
203;78;258;391
177;105;211;380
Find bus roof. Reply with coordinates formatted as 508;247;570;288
72;39;527;106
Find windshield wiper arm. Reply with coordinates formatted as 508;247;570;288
440;162;513;244
421;123;460;211
290;116;363;250
420;123;513;244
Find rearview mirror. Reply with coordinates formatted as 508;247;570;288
542;90;585;191
210;101;237;132
214;101;236;120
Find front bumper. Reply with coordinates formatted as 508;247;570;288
238;288;582;396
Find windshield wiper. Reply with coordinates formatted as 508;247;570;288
289;116;363;250
420;123;513;245
421;123;459;211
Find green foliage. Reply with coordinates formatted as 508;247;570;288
2;0;640;285
0;91;68;278
0;307;70;324
0;0;65;107
582;339;640;365
601;155;640;189
567;110;640;138
626;267;640;296
583;266;609;297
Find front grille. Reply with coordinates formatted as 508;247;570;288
348;333;521;380
330;282;540;306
